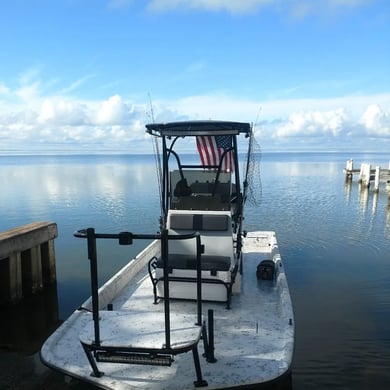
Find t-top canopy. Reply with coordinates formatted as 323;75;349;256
145;120;251;137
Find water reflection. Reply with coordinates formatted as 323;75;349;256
1;153;390;389
0;285;60;355
344;177;390;238
344;178;352;203
0;155;161;319
1;155;159;231
372;191;378;215
358;183;370;215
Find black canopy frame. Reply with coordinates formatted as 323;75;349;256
146;120;252;238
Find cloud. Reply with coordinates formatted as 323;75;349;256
360;104;390;137
0;83;10;95
0;82;151;151
38;98;87;126
94;94;128;125
165;94;390;151
26;89;141;128
145;0;374;15
146;0;269;13
274;108;348;138
1;73;389;153
59;74;95;95
15;82;41;103
18;67;41;86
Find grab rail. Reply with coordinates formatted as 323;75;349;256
74;228;203;349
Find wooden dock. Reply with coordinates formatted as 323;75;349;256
344;159;390;192
0;221;58;305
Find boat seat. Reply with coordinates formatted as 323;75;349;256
156;254;231;272
169;213;229;231
149;211;236;306
167;212;233;262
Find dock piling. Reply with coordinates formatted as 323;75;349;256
360;163;371;188
343;160;390;193
345;159;354;180
0;222;58;305
374;166;380;193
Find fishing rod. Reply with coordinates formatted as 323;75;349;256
148;93;164;228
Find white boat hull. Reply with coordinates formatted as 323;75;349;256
41;231;294;389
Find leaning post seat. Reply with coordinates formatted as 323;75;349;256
150;210;238;306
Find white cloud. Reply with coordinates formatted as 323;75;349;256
360;104;390;137
15;82;41;103
163;94;390;151
275;108;348;138
59;74;95;95
18;67;41;86
0;83;10;95
147;0;270;13
95;94;127;125
38;98;87;126
36;94;142;128
145;0;374;15
1;74;389;152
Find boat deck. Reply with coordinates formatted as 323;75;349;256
79;310;202;350
41;231;294;390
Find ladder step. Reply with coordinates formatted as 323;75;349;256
96;351;173;366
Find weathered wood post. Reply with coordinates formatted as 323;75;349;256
358;163;364;183
387;162;390;184
0;222;58;305
360;163;371;188
345;159;354;180
374;166;380;193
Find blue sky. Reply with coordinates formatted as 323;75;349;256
0;0;389;153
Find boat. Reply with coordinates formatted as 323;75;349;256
40;120;295;389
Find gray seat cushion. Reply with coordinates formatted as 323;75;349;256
156;254;231;272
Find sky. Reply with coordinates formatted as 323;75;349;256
0;0;389;154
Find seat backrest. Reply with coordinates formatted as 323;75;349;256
167;211;233;259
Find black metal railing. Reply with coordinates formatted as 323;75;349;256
74;228;204;351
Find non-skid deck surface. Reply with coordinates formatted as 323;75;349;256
41;232;294;390
80;310;201;350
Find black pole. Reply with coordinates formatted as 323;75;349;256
87;227;100;347
207;309;216;363
161;228;171;349
196;234;202;326
162;136;168;220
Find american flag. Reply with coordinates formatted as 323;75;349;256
196;135;234;172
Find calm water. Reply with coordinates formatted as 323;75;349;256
1;152;390;389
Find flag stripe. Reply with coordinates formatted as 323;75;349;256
196;135;234;172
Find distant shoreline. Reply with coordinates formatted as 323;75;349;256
0;150;388;157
